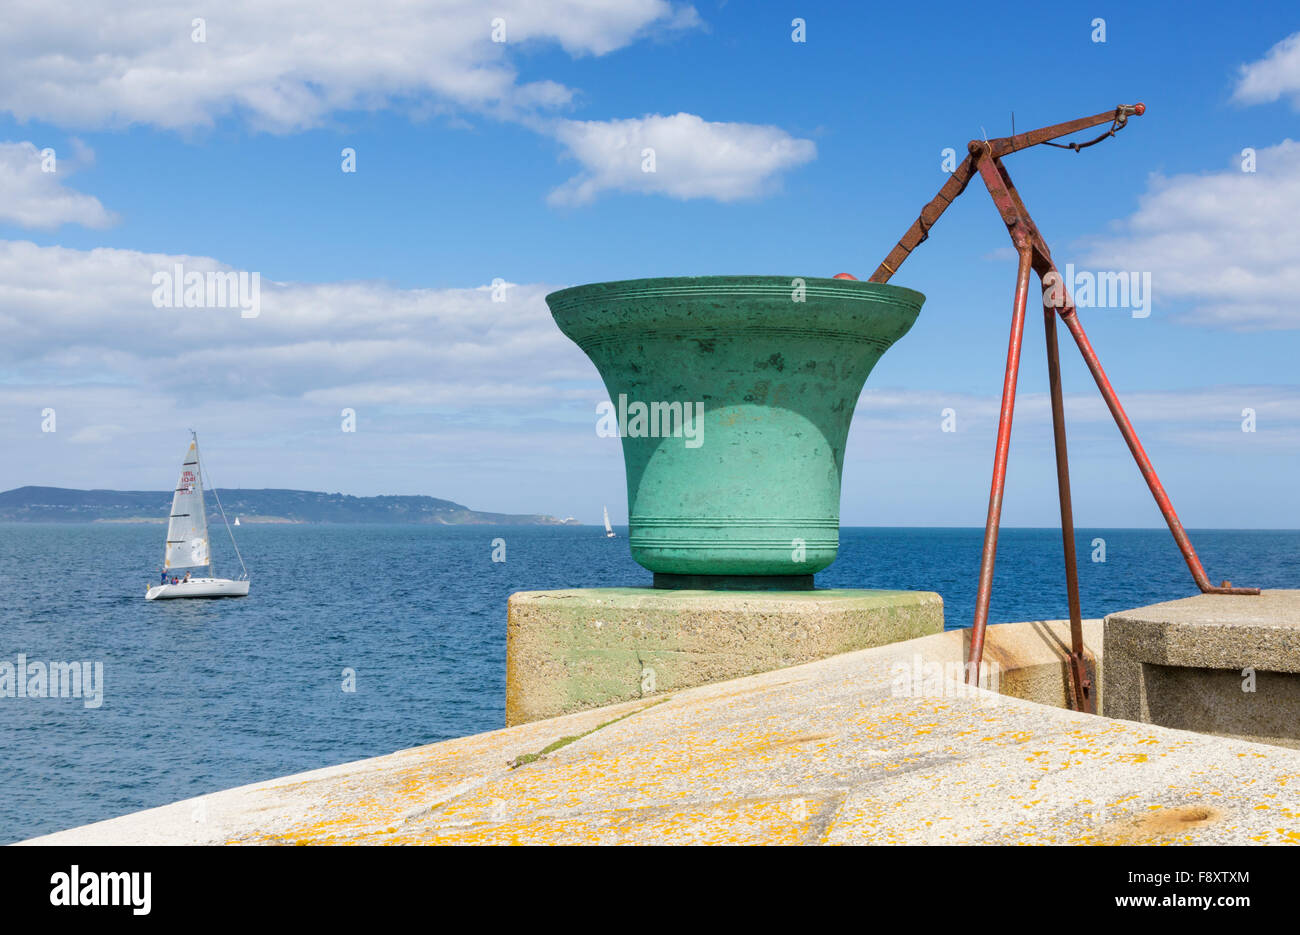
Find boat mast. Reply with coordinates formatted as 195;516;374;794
193;431;250;580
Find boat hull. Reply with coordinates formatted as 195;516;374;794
145;578;250;600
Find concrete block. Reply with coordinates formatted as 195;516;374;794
1103;589;1300;749
903;619;1103;710
505;587;943;725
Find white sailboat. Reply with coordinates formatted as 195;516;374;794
604;505;616;538
145;432;250;600
233;516;240;526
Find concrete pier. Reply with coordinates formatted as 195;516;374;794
1103;589;1300;749
21;617;1298;846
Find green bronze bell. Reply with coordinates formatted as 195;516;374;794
547;276;923;589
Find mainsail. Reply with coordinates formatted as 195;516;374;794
164;440;210;569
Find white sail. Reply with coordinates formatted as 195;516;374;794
603;505;613;535
164;440;209;569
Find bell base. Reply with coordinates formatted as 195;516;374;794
653;573;814;591
506;587;945;724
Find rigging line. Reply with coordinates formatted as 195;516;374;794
194;433;249;580
1042;114;1128;151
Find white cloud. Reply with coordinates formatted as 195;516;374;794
1075;35;1300;330
0;238;1294;521
1079;140;1300;329
1233;31;1300;108
0;3;810;207
863;386;1287;425
547;113;816;205
0;240;590;405
0;141;115;229
0;238;622;507
6;238;1292;435
0;0;699;132
68;424;123;444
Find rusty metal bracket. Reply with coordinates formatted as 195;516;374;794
870;103;1259;712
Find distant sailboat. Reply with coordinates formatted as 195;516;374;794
233;516;240;526
145;432;250;600
604;505;616;538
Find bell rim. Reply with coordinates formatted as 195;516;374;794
545;274;925;313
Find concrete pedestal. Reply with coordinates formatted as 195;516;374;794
506;587;943;725
1103;589;1300;749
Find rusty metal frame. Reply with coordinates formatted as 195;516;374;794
870;104;1258;712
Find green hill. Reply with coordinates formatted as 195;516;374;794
0;486;581;526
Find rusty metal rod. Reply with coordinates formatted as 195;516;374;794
988;104;1143;159
1056;305;1259;596
880;102;1259;693
871;105;1144;284
967;247;1034;686
869;154;977;283
1043;299;1093;712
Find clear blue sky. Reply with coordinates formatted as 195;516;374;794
0;0;1297;527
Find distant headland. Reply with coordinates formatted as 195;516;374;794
0;486;582;526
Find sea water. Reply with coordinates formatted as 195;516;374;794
0;523;1296;843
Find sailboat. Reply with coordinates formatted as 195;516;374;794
233;516;240;526
145;432;250;600
604;505;616;538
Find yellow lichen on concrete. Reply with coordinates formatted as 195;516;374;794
19;620;1300;846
